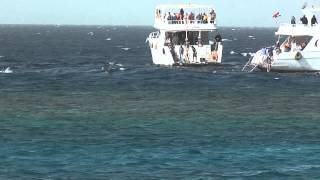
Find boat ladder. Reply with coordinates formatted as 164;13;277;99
242;57;259;72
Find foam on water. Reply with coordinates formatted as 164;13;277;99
222;38;232;42
241;52;248;57
121;47;131;51
230;50;238;55
0;67;13;74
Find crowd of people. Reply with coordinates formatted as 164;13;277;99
291;15;318;26
156;8;217;24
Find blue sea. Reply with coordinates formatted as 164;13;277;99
0;25;320;179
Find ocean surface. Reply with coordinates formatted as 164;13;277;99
0;25;320;179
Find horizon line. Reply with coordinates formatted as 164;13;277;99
0;23;278;28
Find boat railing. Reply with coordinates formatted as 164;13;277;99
149;32;160;39
279;23;320;28
156;19;216;25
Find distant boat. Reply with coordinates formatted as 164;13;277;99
147;3;223;66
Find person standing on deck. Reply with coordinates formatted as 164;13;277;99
184;44;190;63
311;15;318;26
179;45;185;64
291;16;296;26
300;15;308;25
210;9;216;24
180;8;185;22
191;46;197;63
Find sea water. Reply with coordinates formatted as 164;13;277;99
0;25;320;179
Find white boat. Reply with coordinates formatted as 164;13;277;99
147;3;223;66
243;5;320;72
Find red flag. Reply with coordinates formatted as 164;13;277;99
272;12;281;18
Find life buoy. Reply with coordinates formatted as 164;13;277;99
295;52;302;60
212;51;218;60
275;48;281;55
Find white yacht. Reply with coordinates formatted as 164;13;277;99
147;4;223;66
243;6;320;72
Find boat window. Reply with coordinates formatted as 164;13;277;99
165;31;214;46
281;36;312;52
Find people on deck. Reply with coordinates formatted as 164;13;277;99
203;13;208;23
167;12;173;23
311;15;318;26
184;13;189;23
184;44;190;63
179;45;184;64
196;13;202;23
191;46;197;62
160;7;217;24
180;8;185;21
262;47;274;72
284;42;291;52
175;13;181;24
300;15;308;25
188;12;195;23
215;34;222;42
210;9;216;24
156;9;162;18
291;16;296;26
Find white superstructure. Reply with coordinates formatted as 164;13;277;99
243;5;320;72
147;4;223;66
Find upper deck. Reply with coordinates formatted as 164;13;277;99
154;4;218;31
276;5;320;36
276;24;320;36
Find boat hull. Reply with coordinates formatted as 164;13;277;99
149;44;223;66
248;49;320;72
268;55;320;72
